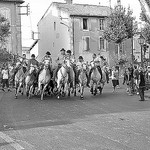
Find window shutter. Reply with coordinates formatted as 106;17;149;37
80;18;83;30
86;37;90;50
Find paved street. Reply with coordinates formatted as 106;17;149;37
0;81;150;150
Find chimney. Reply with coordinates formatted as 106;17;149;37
64;0;73;4
117;0;121;6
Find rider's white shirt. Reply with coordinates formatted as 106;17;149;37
76;61;86;70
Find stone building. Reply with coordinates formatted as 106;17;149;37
37;0;111;65
0;0;24;55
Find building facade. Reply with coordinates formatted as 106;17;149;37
0;0;24;55
37;1;111;65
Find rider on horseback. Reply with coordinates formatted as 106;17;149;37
27;54;39;80
76;56;89;86
65;50;76;88
52;48;66;80
87;53;103;86
41;51;52;73
13;54;27;82
22;54;28;73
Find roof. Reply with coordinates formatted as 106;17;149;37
1;0;24;4
53;2;111;17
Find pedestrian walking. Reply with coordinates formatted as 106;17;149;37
111;66;118;92
1;65;10;92
138;67;145;101
115;66;120;88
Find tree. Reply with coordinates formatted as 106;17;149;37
0;14;11;62
103;5;137;64
0;15;11;47
142;24;150;44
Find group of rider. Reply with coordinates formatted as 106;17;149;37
14;48;108;87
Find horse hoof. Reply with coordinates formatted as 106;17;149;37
21;92;23;95
15;96;17;99
57;96;60;99
80;96;84;100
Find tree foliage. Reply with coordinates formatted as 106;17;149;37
103;6;137;44
0;14;11;47
140;11;150;23
141;24;150;44
0;14;11;63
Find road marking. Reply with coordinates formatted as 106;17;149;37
0;132;24;150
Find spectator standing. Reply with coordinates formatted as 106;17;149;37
115;66;120;88
1;66;10;92
138;67;145;101
111;66;118;92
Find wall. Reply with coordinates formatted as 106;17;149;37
72;16;109;63
38;5;70;66
0;1;22;55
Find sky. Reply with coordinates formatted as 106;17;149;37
21;0;142;48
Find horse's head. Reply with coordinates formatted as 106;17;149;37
64;59;73;68
44;64;49;70
15;62;21;69
29;64;36;75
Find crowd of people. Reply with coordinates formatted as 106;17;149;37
0;48;150;101
111;64;150;101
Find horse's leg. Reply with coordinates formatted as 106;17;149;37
74;83;76;97
56;80;61;99
80;85;84;100
93;83;97;96
68;83;71;97
37;81;41;95
22;81;24;95
15;81;18;99
17;82;22;97
28;85;33;99
90;81;93;94
41;83;48;100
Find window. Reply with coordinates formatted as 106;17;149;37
99;19;104;30
83;36;90;51
54;22;56;31
83;18;88;30
119;42;125;54
99;37;105;50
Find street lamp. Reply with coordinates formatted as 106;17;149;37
138;34;145;67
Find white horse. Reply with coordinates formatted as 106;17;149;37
90;62;101;96
78;63;87;99
56;63;69;99
25;64;37;99
14;62;25;99
37;62;51;100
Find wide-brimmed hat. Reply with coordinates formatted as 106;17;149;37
78;56;83;59
66;50;71;54
60;48;65;52
46;51;51;55
31;54;35;58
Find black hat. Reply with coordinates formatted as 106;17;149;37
31;54;35;58
100;56;104;59
60;48;65;52
79;56;83;59
46;51;51;55
66;50;71;54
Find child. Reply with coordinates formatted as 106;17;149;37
1;66;10;92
